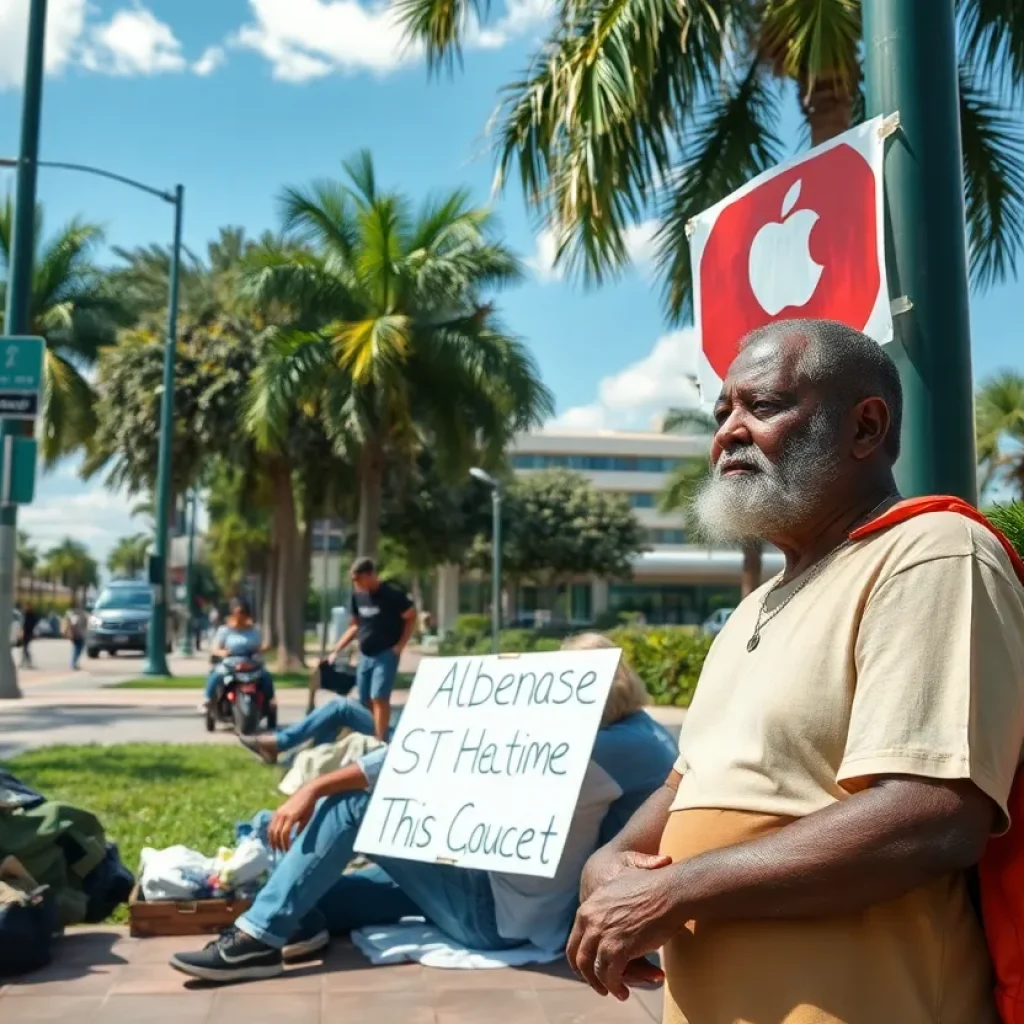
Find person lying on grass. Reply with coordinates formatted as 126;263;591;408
169;633;677;984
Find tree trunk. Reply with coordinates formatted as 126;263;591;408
356;442;385;561
261;553;278;650
291;507;315;669
741;542;763;598
803;76;854;146
269;460;304;672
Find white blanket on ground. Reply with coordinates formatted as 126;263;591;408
350;919;562;970
277;732;384;796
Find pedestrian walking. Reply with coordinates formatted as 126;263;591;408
19;603;39;669
63;603;88;670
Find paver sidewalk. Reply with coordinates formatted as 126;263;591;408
0;927;663;1023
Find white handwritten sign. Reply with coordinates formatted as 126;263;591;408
354;648;621;878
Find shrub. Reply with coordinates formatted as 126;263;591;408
606;626;712;707
439;627;563;657
454;613;491;635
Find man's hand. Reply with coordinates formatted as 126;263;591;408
268;788;318;852
567;864;683;1002
579;846;671;903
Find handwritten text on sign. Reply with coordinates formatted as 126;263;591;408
354;648;620;878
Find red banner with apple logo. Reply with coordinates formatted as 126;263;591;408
689;116;892;394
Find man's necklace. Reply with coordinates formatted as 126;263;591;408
746;494;898;654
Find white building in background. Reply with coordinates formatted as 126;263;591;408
434;428;784;630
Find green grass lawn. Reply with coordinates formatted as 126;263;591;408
112;671;415;690
2;744;284;924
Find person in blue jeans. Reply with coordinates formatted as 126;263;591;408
236;695;396;766
169;633;679;984
328;557;415;741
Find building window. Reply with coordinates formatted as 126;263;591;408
571;583;592;622
647;528;686;545
626;492;656;508
511;453;681;472
608;583;740;626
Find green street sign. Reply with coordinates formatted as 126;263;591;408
0;335;44;419
0;436;37;505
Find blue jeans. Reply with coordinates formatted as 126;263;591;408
273;697;390;752
237;791;518;952
204;666;275;702
357;649;399;704
71;638;84;669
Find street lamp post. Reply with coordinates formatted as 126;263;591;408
179;489;197;656
0;156;186;677
0;0;47;701
862;0;977;502
470;468;502;654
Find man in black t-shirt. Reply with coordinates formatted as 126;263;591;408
329;557;415;740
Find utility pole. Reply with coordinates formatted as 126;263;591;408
862;0;977;503
0;0;48;700
143;184;185;675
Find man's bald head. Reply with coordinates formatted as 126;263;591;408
738;319;903;460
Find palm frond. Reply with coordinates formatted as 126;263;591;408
490;0;734;286
958;0;1024;100
393;0;490;71
659;458;708;512
958;62;1024;291
662;405;715;434
330;315;413;385
656;59;783;322
40;350;98;466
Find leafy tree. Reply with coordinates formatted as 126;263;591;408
246;151;553;559
108;533;151;579
0;199;126;463
396;0;1024;316
976;370;1024;497
475;470;646;592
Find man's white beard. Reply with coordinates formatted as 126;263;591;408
691;416;842;546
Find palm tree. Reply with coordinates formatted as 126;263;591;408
659;405;764;596
395;0;1024;316
0;199;125;463
43;538;98;605
108;533;151;579
987;502;1024;560
245;151;553;559
976;370;1024;498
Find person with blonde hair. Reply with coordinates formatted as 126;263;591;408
171;634;677;984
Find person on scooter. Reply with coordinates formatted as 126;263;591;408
203;598;275;714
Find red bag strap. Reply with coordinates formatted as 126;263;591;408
849;495;1024;588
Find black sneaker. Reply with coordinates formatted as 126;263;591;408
169;927;283;983
283;919;330;961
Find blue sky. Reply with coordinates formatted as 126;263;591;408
1;0;1022;563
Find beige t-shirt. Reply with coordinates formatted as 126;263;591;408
662;511;1024;1024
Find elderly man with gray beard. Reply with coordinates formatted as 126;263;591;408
567;319;1024;1024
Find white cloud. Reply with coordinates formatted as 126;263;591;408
233;0;552;81
527;218;659;284
192;44;226;77
79;5;186;76
550;329;703;430
526;228;564;283
0;0;87;89
21;485;136;566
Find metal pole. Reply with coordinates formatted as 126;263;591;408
491;487;501;654
0;0;48;700
144;184;184;675
862;0;976;502
179;489;196;655
319;522;330;659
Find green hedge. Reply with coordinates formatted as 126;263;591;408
606;626;712;707
438;621;711;705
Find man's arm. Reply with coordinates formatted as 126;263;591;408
330;621;359;662
394;606;416;654
267;759;371;852
568;775;994;999
578;772;679;902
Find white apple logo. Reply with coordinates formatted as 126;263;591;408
747;180;824;316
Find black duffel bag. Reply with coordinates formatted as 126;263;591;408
0;883;59;978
